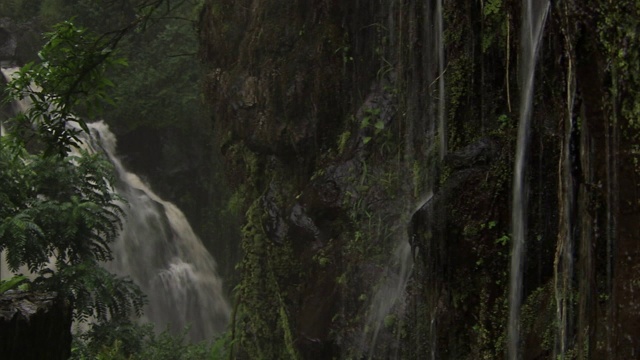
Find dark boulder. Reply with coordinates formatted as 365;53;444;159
0;290;72;360
0;18;17;65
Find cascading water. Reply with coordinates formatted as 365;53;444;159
83;121;231;340
1;66;230;341
508;1;550;359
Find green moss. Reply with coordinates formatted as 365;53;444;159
337;130;351;154
481;0;508;53
232;198;303;359
520;284;556;355
598;1;640;174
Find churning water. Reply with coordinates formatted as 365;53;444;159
82;121;231;340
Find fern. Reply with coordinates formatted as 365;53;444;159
0;21;143;327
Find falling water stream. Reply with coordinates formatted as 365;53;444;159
361;1;445;355
508;1;550;359
436;0;446;161
1;66;231;341
361;191;433;359
82;121;231;340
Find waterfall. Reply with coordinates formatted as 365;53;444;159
508;1;550;359
1;66;231;341
83;121;231;340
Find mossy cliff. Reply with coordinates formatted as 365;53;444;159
199;0;640;358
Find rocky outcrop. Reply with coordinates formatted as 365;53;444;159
0;291;72;360
0;18;17;65
200;0;640;358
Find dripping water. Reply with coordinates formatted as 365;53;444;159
361;191;433;359
436;0;446;160
362;234;413;358
508;1;550;359
604;59;619;358
361;0;444;354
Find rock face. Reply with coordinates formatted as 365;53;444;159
0;18;17;66
200;0;640;358
0;291;72;360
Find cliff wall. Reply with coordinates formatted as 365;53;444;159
199;1;640;358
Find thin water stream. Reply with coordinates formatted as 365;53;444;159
508;1;550;358
436;0;446;160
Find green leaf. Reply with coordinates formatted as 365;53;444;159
0;275;29;294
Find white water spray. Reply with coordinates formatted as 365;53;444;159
361;191;433;358
82;119;231;341
508;1;550;359
363;236;413;356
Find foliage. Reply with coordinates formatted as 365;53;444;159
105;13;204;133
481;0;508;53
598;0;640;169
71;321;231;360
0;275;29;293
359;106;385;145
4;20;126;156
232;196;303;360
12;0;208;135
0;21;144;323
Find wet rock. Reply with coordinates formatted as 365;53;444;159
262;183;289;244
444;137;496;171
0;290;72;360
0;19;17;66
289;202;322;243
410;138;498;265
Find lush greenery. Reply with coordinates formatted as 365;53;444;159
1;20;144;323
71;322;230;360
2;0;207;133
1;18;231;359
11;0;240;280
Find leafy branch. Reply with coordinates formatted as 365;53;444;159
1;21;145;323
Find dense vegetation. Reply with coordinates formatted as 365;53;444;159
1;19;144;318
197;0;640;358
0;6;232;359
1;0;240;281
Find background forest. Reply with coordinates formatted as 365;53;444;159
1;0;240;281
1;1;237;359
